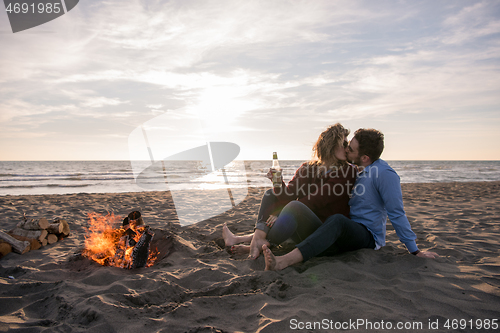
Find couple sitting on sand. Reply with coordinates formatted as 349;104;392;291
223;123;438;271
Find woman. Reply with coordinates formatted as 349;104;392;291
223;123;357;259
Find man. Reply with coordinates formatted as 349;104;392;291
263;128;438;271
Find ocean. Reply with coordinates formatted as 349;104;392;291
0;160;499;196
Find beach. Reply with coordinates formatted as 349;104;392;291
0;181;499;332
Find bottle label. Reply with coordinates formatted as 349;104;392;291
272;169;282;188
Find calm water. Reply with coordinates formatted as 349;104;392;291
0;160;499;196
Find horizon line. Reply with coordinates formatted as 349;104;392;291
0;159;499;162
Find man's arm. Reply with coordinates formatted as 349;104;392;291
377;168;438;258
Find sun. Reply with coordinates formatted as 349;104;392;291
187;82;260;136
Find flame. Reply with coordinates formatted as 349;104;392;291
82;212;158;269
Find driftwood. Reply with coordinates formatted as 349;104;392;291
0;214;71;257
39;229;48;242
58;219;70;236
0;241;12;258
17;218;49;230
47;234;58;245
46;222;63;234
0;230;30;254
8;234;41;251
1;216;71;256
10;228;48;243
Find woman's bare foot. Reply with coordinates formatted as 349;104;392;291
229;244;250;255
222;223;238;247
248;229;269;260
222;223;254;248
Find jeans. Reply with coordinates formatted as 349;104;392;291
296;213;376;262
255;189;322;246
254;189;283;234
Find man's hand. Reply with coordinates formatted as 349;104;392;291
416;251;439;259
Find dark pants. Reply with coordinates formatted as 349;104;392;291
296;213;376;262
255;189;323;246
255;190;375;260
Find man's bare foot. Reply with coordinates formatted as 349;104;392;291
222;223;238;247
248;229;269;260
263;247;303;271
230;244;250;255
263;244;277;271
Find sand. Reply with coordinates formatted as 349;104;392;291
0;182;499;333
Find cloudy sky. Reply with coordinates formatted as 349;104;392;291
1;0;499;161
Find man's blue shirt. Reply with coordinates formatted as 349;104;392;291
349;159;419;253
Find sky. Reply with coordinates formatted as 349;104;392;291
0;0;499;161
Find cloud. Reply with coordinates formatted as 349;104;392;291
81;97;129;108
441;1;500;45
1;0;499;160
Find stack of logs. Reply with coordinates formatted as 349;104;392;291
0;217;70;258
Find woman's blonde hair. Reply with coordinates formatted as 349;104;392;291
309;123;349;172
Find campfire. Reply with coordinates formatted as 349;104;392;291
82;211;158;269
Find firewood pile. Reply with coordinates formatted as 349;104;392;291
0;216;70;259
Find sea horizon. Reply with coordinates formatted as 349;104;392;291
1;159;499;162
1;160;499;196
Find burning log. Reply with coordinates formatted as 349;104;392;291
128;211;144;226
83;212;158;269
17;217;49;230
0;241;12;259
131;227;154;269
0;230;30;254
10;228;48;243
46;222;64;234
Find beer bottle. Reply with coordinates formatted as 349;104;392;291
272;152;282;188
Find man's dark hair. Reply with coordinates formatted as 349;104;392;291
354;128;384;162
